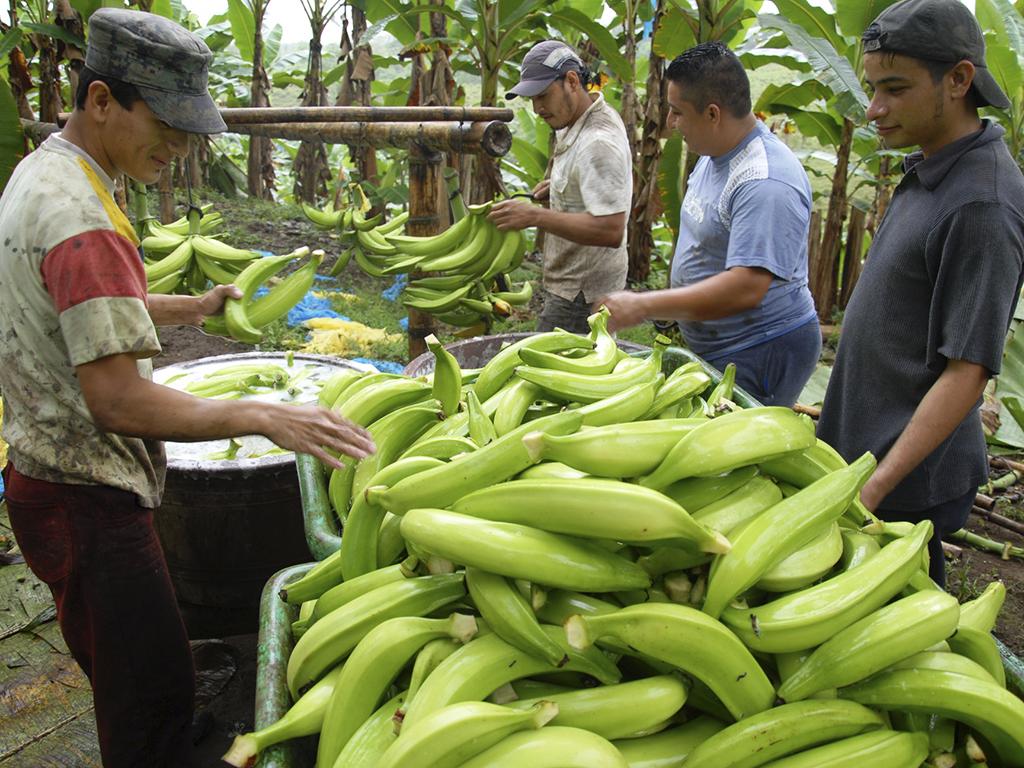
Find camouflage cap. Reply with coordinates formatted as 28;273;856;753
86;8;227;133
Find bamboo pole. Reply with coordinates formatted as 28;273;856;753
970;505;1024;537
221;106;513;124
56;106;514;126
230;120;512;157
18;119;59;144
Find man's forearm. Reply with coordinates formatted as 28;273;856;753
535;208;625;248
859;360;990;509
640;270;771;321
147;294;201;326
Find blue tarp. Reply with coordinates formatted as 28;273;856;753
381;273;407;302
252;286;347;326
352;358;405;374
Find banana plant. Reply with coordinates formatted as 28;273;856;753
977;0;1024;169
223;0;278;199
753;0;901;321
360;0;630;202
292;0;345;203
0;74;25;193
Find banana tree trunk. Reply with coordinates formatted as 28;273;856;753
55;0;83;99
336;7;378;203
626;0;666;286
247;3;275;200
293;30;331;203
811;117;853;322
36;34;63;124
465;0;504;204
867;153;894;237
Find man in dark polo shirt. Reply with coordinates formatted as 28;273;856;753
817;0;1024;588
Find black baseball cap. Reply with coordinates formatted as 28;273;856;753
506;41;585;99
862;0;1010;109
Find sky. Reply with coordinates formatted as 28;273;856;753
185;0;343;43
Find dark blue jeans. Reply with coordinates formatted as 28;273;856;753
703;319;822;407
877;488;976;589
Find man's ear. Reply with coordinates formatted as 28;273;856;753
85;80;114;122
707;102;721;124
948;60;976;101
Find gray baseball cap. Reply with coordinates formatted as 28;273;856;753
506;41;585;99
862;0;1010;110
85;8;227;133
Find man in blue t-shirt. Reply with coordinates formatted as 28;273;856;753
598;42;820;406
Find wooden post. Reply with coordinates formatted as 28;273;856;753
406;144;448;360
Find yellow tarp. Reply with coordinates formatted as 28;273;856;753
301;318;403;358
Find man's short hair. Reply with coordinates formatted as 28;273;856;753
74;66;143;111
665;42;751;118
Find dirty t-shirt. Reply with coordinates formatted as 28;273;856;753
670;120;817;358
543;93;632;303
0;134;165;507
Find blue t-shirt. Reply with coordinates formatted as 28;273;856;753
670;121;817;358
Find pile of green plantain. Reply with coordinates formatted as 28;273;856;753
141;206;323;344
303;194;532;332
223;310;1024;768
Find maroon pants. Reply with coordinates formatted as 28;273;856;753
3;463;197;767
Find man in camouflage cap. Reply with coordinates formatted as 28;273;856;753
0;9;373;765
85;7;227;134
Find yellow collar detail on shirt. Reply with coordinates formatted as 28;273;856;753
76;158;140;246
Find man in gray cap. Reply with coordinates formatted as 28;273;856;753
489;40;632;333
0;8;373;765
818;0;1024;588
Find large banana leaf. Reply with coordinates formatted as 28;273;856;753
984;33;1023;99
797;363;832;407
150;0;174;19
21;22;86;50
978;0;1024;62
225;0;255;64
833;0;901;41
758;13;868;123
990;293;1024;448
0;29;22;62
0;76;24;195
653;5;698;59
789;110;844;148
657;134;683;241
770;0;845;53
547;8;631;82
739;50;812;73
755;80;831;111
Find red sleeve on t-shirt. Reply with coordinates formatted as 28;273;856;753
40;230;148;312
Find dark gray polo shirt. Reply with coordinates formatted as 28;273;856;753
818;121;1024;511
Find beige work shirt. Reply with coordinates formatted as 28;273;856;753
543;93;632;302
